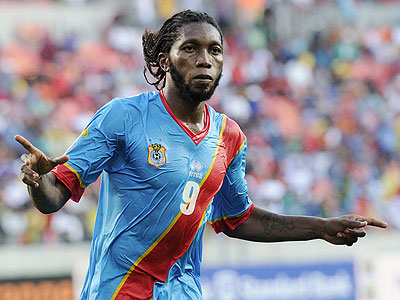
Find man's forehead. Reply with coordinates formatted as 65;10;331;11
176;22;222;45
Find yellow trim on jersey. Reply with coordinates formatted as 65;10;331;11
197;201;213;231
110;211;183;300
228;138;246;165
209;121;248;225
199;115;227;188
195;115;227;230
208;206;250;225
63;162;87;188
80;127;89;137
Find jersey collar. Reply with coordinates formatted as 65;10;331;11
159;90;210;146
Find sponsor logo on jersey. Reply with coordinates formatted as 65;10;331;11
189;160;203;179
147;143;167;168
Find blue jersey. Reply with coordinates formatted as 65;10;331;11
52;91;253;300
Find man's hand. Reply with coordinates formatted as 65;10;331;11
15;135;69;188
322;214;388;246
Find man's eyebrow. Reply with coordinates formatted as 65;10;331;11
180;38;222;47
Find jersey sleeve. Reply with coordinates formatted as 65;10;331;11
51;98;128;202
208;119;254;233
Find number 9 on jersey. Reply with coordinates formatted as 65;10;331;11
180;181;200;215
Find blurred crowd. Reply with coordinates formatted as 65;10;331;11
0;1;399;245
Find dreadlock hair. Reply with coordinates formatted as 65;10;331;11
142;10;223;90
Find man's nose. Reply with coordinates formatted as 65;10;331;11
195;49;212;68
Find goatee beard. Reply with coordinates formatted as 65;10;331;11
169;62;222;103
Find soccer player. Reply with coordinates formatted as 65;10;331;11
16;10;387;300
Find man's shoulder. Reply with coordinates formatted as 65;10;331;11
101;91;159;117
208;105;244;136
110;91;159;108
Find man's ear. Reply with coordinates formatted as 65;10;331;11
158;53;169;72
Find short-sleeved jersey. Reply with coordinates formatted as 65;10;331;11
52;91;253;300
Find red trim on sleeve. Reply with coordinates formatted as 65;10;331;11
211;203;255;234
51;164;85;202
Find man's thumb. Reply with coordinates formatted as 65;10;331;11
54;155;69;165
345;219;367;229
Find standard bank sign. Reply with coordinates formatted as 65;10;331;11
201;262;355;300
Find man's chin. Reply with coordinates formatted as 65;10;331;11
188;89;214;102
190;83;218;99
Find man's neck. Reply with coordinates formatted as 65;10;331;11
162;85;206;134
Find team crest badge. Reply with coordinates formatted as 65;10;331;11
147;143;167;168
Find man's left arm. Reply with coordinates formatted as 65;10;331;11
224;206;388;246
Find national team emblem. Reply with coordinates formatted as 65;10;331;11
147;143;167;168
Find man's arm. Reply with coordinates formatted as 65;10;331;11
224;206;388;246
15;135;71;214
27;173;71;214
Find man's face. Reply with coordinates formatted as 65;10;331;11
166;22;223;103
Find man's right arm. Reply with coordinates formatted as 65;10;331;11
15;135;71;214
27;173;71;214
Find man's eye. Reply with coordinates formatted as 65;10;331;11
211;47;222;54
184;46;195;52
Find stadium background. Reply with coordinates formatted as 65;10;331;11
0;0;399;299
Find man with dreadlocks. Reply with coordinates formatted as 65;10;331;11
15;10;387;300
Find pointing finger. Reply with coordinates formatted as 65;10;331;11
361;217;388;229
343;214;389;229
15;135;38;153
